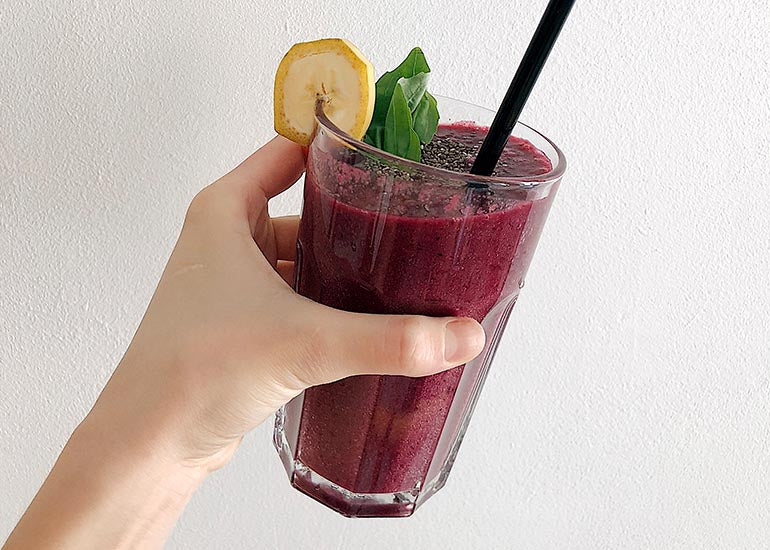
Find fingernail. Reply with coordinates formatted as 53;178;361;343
444;319;485;364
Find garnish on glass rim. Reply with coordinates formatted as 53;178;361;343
364;47;440;162
273;38;375;146
272;40;439;162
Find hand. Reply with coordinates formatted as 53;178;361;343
5;136;485;550
102;136;486;470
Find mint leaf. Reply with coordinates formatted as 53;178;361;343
412;91;439;144
384;83;421;162
397;73;429;113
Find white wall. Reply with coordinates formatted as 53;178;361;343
2;1;769;548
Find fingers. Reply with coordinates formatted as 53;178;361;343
273;216;299;261
223;136;306;199
185;137;305;239
291;304;486;387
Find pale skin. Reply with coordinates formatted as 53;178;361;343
4;136;485;549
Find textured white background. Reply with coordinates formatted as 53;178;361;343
2;1;769;548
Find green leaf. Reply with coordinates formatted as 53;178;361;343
406;127;421;161
412;91;439;144
371;47;430;127
363;47;440;158
397;73;429;113
364;125;384;149
383;83;422;162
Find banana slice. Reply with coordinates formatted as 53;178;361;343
274;38;375;146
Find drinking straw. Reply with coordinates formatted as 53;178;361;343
471;0;576;176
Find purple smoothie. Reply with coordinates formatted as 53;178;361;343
290;123;555;509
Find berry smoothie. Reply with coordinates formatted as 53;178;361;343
284;123;556;515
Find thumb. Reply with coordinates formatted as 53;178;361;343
291;302;486;387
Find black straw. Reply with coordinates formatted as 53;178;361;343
471;0;575;176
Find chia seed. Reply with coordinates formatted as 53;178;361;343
420;135;478;174
352;123;552;186
359;135;480;181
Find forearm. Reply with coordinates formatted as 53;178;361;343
4;409;206;549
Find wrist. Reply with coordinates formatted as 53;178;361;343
6;409;208;550
87;349;244;473
70;412;209;535
72;405;211;484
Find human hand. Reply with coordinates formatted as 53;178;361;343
6;136;485;549
91;136;486;471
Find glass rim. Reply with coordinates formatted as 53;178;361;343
314;94;566;189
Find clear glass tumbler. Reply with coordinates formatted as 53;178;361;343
274;96;565;517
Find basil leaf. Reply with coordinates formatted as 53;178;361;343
400;47;430;76
371;47;430;127
363;47;440;159
412;91;439;144
406;127;421;161
384;83;422;162
397;73;429;113
364;125;384;149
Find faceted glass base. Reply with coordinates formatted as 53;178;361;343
291;460;418;518
275;406;430;517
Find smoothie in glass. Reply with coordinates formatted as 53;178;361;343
275;97;564;517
